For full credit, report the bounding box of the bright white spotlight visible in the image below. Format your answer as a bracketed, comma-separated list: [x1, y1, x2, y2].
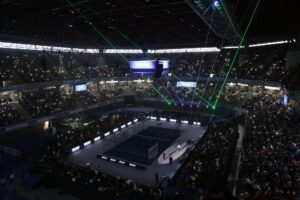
[214, 0, 220, 8]
[84, 141, 91, 147]
[129, 163, 136, 167]
[94, 136, 101, 142]
[170, 119, 176, 123]
[72, 146, 80, 152]
[119, 160, 126, 165]
[113, 128, 118, 133]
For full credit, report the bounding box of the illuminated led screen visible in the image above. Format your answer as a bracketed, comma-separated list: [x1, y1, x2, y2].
[130, 60, 169, 77]
[284, 95, 288, 105]
[176, 81, 197, 88]
[75, 84, 87, 92]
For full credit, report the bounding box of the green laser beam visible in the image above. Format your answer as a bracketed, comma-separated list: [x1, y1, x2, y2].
[141, 76, 172, 105]
[172, 74, 210, 106]
[99, 17, 141, 49]
[152, 85, 172, 105]
[68, 0, 169, 105]
[159, 78, 177, 105]
[164, 75, 184, 105]
[76, 4, 142, 49]
[67, 0, 129, 63]
[201, 24, 232, 108]
[212, 0, 261, 108]
[206, 53, 233, 107]
[190, 9, 216, 106]
[171, 74, 212, 107]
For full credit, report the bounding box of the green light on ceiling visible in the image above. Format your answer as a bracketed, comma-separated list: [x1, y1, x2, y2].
[212, 0, 261, 108]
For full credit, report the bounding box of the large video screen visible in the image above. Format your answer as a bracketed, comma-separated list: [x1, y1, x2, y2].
[75, 84, 87, 92]
[176, 81, 197, 88]
[130, 60, 169, 77]
[284, 95, 288, 105]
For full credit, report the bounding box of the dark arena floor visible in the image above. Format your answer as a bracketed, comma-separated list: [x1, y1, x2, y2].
[103, 126, 181, 165]
[69, 119, 206, 186]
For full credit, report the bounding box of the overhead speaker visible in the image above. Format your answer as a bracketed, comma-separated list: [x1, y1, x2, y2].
[153, 59, 163, 78]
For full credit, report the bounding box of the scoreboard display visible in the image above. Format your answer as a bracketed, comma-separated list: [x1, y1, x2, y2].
[176, 81, 197, 88]
[130, 60, 169, 77]
[75, 84, 87, 92]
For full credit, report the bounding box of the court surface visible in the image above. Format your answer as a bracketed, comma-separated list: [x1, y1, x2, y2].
[69, 119, 206, 186]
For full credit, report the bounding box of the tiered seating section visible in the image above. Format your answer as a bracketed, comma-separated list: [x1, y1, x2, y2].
[237, 94, 300, 199]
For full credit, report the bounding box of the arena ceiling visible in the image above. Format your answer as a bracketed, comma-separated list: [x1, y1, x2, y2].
[0, 0, 299, 48]
[227, 0, 300, 42]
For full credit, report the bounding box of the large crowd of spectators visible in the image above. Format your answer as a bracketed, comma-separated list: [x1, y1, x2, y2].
[71, 91, 102, 106]
[179, 123, 238, 198]
[237, 94, 300, 199]
[29, 109, 237, 200]
[31, 112, 241, 199]
[0, 45, 299, 199]
[1, 89, 300, 199]
[19, 83, 127, 118]
[34, 112, 166, 200]
[0, 97, 22, 127]
[0, 65, 18, 86]
[20, 87, 76, 118]
[0, 79, 258, 125]
[0, 45, 291, 87]
[0, 71, 280, 129]
[0, 81, 152, 125]
[56, 112, 133, 151]
[0, 51, 129, 86]
[156, 47, 289, 84]
[152, 78, 219, 106]
[231, 49, 288, 82]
